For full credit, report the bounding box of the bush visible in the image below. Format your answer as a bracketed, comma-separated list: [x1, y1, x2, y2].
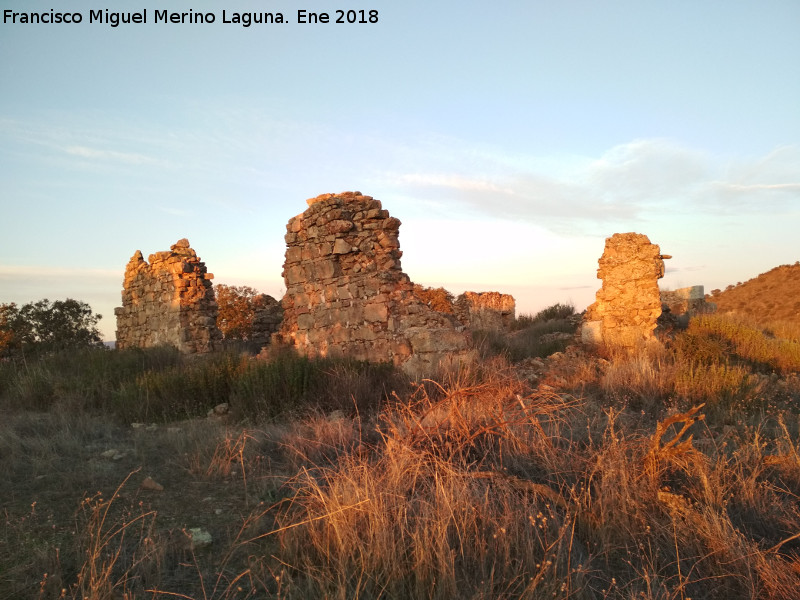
[0, 345, 407, 423]
[513, 302, 575, 330]
[412, 285, 455, 314]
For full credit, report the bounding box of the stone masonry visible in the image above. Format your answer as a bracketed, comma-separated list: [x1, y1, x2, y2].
[250, 294, 284, 347]
[455, 291, 516, 331]
[115, 238, 221, 353]
[274, 191, 473, 375]
[582, 232, 670, 349]
[660, 285, 716, 327]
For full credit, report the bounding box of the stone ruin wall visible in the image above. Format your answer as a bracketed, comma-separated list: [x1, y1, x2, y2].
[659, 285, 716, 327]
[582, 232, 668, 349]
[454, 291, 516, 331]
[273, 191, 473, 375]
[250, 295, 284, 347]
[115, 238, 221, 353]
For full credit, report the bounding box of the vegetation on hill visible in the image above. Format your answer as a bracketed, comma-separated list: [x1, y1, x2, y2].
[1, 303, 799, 599]
[709, 261, 800, 325]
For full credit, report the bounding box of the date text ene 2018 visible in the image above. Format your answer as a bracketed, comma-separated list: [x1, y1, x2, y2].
[297, 10, 379, 24]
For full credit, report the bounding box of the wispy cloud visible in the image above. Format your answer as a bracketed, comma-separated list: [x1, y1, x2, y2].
[158, 206, 191, 217]
[0, 265, 118, 279]
[64, 145, 157, 165]
[383, 139, 800, 233]
[392, 173, 513, 194]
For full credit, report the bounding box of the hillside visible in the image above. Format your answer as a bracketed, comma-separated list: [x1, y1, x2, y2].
[708, 262, 800, 324]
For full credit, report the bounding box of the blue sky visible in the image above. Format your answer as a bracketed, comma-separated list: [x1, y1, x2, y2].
[2, 0, 799, 340]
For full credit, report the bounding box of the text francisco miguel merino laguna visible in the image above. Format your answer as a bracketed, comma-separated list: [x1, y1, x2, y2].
[4, 8, 381, 27]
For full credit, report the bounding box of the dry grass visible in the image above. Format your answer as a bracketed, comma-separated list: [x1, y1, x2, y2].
[2, 311, 800, 599]
[709, 262, 800, 325]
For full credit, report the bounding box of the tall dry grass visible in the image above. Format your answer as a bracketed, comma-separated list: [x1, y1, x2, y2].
[268, 355, 800, 599]
[3, 311, 800, 599]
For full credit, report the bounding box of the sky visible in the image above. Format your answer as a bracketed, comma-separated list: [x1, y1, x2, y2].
[1, 0, 799, 341]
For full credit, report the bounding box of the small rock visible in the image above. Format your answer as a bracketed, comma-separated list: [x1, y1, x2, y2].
[188, 527, 212, 549]
[214, 508, 223, 515]
[208, 403, 230, 418]
[140, 477, 164, 492]
[101, 449, 120, 459]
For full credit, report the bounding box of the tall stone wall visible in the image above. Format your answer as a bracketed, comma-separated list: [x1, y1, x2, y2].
[115, 238, 221, 353]
[274, 191, 473, 375]
[582, 232, 669, 349]
[455, 291, 516, 331]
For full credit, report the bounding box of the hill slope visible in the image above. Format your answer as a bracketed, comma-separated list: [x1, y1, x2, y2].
[709, 262, 800, 323]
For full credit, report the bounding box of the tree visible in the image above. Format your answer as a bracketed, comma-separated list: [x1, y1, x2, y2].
[412, 285, 455, 314]
[215, 285, 273, 341]
[0, 298, 103, 358]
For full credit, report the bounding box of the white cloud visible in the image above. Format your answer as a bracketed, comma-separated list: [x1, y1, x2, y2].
[64, 145, 156, 165]
[0, 265, 118, 278]
[383, 140, 800, 233]
[391, 173, 513, 194]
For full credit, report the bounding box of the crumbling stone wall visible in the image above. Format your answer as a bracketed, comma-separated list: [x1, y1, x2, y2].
[660, 285, 716, 327]
[274, 191, 473, 375]
[250, 295, 284, 347]
[582, 232, 669, 349]
[455, 291, 516, 330]
[115, 238, 221, 353]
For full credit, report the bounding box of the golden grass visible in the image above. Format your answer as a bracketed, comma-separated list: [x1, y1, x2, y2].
[2, 313, 800, 599]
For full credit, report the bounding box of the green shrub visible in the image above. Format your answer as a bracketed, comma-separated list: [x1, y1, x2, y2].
[513, 302, 575, 330]
[0, 345, 406, 424]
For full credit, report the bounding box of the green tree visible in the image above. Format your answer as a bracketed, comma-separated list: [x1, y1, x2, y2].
[0, 298, 103, 357]
[216, 284, 271, 341]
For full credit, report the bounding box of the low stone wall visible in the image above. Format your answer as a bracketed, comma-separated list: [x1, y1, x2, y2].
[274, 191, 473, 375]
[115, 238, 221, 353]
[455, 291, 516, 330]
[582, 232, 669, 349]
[660, 285, 716, 326]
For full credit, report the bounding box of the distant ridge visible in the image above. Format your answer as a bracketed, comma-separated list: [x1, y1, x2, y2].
[708, 262, 800, 324]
